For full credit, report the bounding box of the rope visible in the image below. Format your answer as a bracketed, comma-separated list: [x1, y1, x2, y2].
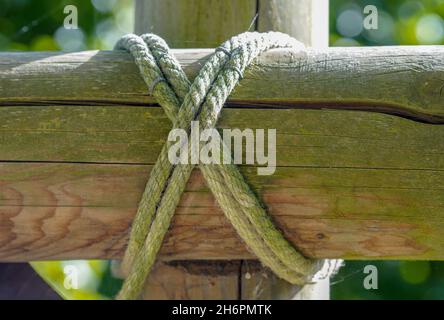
[114, 32, 324, 300]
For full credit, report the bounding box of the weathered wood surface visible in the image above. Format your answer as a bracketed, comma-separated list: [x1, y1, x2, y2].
[142, 261, 240, 299]
[134, 0, 331, 300]
[0, 47, 444, 262]
[253, 0, 331, 299]
[1, 47, 444, 122]
[134, 0, 329, 49]
[257, 0, 329, 48]
[240, 260, 329, 300]
[0, 263, 61, 300]
[0, 105, 443, 261]
[141, 260, 319, 300]
[134, 0, 257, 48]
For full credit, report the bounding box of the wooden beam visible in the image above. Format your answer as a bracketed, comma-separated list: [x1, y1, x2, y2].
[1, 47, 443, 122]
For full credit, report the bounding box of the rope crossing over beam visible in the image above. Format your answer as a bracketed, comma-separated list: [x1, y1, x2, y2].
[115, 32, 328, 300]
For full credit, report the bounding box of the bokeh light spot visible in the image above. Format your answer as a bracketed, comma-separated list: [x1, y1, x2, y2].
[399, 261, 431, 285]
[416, 14, 444, 44]
[337, 8, 364, 38]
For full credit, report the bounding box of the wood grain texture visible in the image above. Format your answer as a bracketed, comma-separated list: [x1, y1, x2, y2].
[1, 46, 444, 262]
[0, 263, 61, 300]
[142, 261, 240, 299]
[257, 0, 329, 47]
[134, 0, 257, 48]
[1, 47, 444, 122]
[240, 260, 302, 300]
[134, 0, 294, 300]
[0, 105, 443, 261]
[0, 149, 443, 261]
[134, 0, 330, 300]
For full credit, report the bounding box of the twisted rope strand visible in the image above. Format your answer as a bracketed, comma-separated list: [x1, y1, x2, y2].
[115, 32, 323, 300]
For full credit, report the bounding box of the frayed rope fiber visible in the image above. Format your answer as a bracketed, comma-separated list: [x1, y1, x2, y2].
[114, 32, 325, 300]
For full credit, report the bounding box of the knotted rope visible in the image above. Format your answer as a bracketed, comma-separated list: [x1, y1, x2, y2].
[114, 32, 325, 300]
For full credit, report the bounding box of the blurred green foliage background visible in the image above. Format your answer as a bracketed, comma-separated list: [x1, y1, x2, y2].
[1, 0, 444, 299]
[0, 0, 133, 51]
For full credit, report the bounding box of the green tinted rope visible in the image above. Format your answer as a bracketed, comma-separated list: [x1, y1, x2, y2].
[114, 32, 323, 300]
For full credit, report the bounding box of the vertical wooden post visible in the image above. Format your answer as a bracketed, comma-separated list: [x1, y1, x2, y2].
[134, 0, 258, 48]
[256, 0, 331, 300]
[134, 0, 330, 300]
[257, 0, 329, 47]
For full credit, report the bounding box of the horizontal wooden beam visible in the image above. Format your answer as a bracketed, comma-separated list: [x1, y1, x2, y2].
[0, 47, 444, 262]
[1, 46, 444, 122]
[0, 106, 443, 261]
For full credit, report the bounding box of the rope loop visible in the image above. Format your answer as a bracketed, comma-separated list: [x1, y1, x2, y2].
[114, 32, 332, 300]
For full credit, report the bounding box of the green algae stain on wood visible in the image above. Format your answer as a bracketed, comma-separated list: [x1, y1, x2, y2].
[0, 103, 443, 261]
